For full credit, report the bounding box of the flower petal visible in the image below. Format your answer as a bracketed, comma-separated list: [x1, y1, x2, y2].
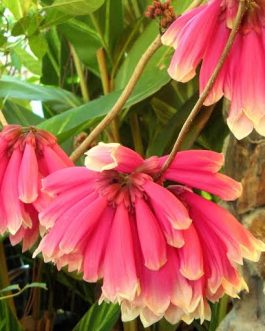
[144, 181, 191, 230]
[135, 198, 167, 270]
[18, 143, 39, 203]
[85, 142, 143, 173]
[102, 203, 138, 302]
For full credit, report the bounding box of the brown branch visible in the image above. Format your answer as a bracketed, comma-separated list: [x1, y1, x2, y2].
[158, 0, 246, 177]
[70, 34, 162, 162]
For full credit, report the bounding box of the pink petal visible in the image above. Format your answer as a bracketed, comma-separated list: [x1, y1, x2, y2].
[51, 144, 74, 167]
[159, 150, 224, 173]
[238, 32, 265, 123]
[227, 102, 254, 140]
[83, 207, 115, 282]
[200, 21, 229, 105]
[144, 181, 191, 230]
[164, 170, 242, 200]
[59, 196, 107, 254]
[42, 145, 70, 173]
[166, 0, 221, 82]
[135, 198, 167, 270]
[39, 183, 94, 228]
[42, 166, 95, 194]
[34, 192, 100, 261]
[10, 205, 39, 252]
[1, 149, 31, 234]
[183, 191, 265, 263]
[161, 5, 206, 48]
[102, 203, 138, 302]
[18, 143, 39, 203]
[85, 142, 143, 173]
[140, 248, 177, 315]
[178, 224, 204, 280]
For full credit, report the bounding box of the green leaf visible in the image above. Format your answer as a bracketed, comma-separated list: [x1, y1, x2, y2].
[46, 0, 105, 16]
[2, 0, 23, 19]
[29, 33, 48, 59]
[13, 46, 42, 75]
[147, 91, 198, 156]
[23, 282, 47, 290]
[38, 65, 170, 141]
[0, 34, 7, 47]
[59, 17, 101, 76]
[115, 22, 164, 88]
[172, 0, 191, 14]
[0, 285, 20, 294]
[73, 302, 120, 331]
[0, 76, 81, 110]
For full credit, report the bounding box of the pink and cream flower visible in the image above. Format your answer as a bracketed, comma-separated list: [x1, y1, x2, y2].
[161, 0, 265, 139]
[34, 143, 265, 326]
[0, 125, 73, 251]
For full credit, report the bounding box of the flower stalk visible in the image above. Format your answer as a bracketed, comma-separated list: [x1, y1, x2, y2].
[70, 34, 162, 162]
[159, 0, 247, 177]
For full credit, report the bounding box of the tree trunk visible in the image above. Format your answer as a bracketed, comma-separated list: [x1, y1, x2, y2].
[217, 133, 265, 331]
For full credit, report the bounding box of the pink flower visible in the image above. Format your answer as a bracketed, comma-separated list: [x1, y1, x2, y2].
[161, 0, 265, 139]
[0, 125, 73, 251]
[34, 143, 265, 326]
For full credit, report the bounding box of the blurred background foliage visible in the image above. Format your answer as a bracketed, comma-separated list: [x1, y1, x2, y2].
[0, 0, 229, 330]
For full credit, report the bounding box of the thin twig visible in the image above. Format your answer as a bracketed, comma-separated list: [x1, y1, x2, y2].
[158, 0, 246, 177]
[70, 34, 162, 161]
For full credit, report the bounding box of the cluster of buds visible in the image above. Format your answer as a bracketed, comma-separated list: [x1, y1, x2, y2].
[145, 0, 176, 30]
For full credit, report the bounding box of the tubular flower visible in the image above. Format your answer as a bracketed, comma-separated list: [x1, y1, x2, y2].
[161, 0, 265, 139]
[0, 125, 73, 251]
[34, 143, 265, 326]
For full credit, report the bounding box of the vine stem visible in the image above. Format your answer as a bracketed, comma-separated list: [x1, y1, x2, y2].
[70, 34, 162, 162]
[158, 0, 247, 177]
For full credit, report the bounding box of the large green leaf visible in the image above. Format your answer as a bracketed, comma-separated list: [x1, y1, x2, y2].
[0, 76, 81, 109]
[46, 0, 105, 16]
[73, 302, 120, 331]
[39, 20, 171, 140]
[147, 81, 198, 156]
[115, 22, 171, 89]
[59, 17, 101, 76]
[38, 66, 170, 140]
[12, 45, 42, 75]
[3, 101, 43, 126]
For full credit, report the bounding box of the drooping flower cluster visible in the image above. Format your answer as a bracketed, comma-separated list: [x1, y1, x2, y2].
[34, 142, 265, 326]
[0, 125, 73, 251]
[162, 0, 265, 139]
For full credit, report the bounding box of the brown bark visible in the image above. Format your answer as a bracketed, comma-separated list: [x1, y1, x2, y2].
[217, 133, 265, 331]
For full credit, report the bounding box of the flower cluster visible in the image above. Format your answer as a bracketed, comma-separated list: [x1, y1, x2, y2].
[34, 143, 265, 326]
[0, 125, 73, 251]
[1, 1, 264, 327]
[162, 0, 265, 139]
